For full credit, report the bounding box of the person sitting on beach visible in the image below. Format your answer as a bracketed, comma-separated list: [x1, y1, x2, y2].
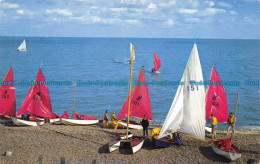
[111, 112, 118, 129]
[103, 110, 109, 128]
[227, 112, 235, 135]
[141, 115, 149, 139]
[211, 113, 217, 140]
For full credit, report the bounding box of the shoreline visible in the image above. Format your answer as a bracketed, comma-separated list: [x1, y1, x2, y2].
[0, 122, 259, 164]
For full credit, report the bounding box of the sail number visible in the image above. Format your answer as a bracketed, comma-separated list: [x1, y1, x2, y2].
[1, 94, 9, 99]
[187, 85, 199, 91]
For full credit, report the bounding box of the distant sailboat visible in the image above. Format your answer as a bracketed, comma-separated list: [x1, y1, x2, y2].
[151, 52, 161, 73]
[127, 43, 135, 63]
[17, 39, 27, 51]
[0, 66, 16, 122]
[153, 43, 206, 147]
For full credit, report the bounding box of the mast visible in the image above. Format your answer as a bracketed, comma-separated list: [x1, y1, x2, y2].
[232, 90, 239, 136]
[72, 82, 77, 118]
[126, 44, 134, 139]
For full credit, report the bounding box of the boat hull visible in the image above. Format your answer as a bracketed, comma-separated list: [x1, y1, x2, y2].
[60, 118, 99, 125]
[109, 133, 134, 152]
[205, 126, 212, 133]
[152, 136, 176, 148]
[119, 136, 144, 154]
[211, 141, 242, 161]
[118, 120, 142, 129]
[11, 117, 44, 126]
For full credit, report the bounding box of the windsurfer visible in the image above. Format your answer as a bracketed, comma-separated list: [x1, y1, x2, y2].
[211, 113, 218, 140]
[227, 112, 235, 135]
[104, 110, 109, 128]
[141, 115, 149, 138]
[111, 112, 118, 129]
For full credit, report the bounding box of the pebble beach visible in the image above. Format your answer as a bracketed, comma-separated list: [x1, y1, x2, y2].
[0, 122, 259, 164]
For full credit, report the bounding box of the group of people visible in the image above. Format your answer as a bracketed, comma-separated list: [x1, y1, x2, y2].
[103, 110, 150, 139]
[211, 112, 235, 139]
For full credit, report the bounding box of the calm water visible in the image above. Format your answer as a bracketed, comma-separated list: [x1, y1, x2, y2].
[0, 37, 259, 129]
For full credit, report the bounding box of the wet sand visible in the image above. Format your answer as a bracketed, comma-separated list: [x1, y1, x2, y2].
[0, 122, 259, 164]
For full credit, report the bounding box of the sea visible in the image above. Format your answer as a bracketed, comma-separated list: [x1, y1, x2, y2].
[0, 37, 259, 130]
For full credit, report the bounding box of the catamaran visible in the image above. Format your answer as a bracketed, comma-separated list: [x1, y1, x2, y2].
[117, 68, 152, 129]
[0, 66, 16, 123]
[152, 43, 206, 147]
[151, 52, 161, 73]
[11, 66, 59, 126]
[17, 39, 26, 51]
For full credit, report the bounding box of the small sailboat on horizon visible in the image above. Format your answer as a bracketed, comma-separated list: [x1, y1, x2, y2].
[17, 39, 27, 51]
[151, 52, 161, 73]
[127, 43, 135, 64]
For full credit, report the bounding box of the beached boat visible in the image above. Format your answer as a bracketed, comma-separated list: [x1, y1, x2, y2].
[117, 68, 152, 129]
[151, 52, 161, 73]
[17, 39, 26, 51]
[0, 66, 16, 123]
[127, 43, 135, 63]
[110, 44, 144, 154]
[109, 132, 134, 152]
[152, 43, 206, 148]
[211, 91, 242, 161]
[60, 83, 99, 125]
[12, 66, 58, 126]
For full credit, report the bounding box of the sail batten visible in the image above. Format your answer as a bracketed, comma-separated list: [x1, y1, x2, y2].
[117, 68, 152, 120]
[159, 44, 205, 139]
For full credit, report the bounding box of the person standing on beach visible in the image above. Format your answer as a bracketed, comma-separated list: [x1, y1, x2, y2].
[227, 112, 235, 135]
[211, 113, 218, 140]
[111, 112, 118, 129]
[103, 110, 109, 128]
[141, 115, 149, 139]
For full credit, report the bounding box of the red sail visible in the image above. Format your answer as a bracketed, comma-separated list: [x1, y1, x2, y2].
[73, 112, 97, 120]
[0, 66, 16, 117]
[16, 68, 53, 118]
[153, 52, 161, 71]
[117, 68, 152, 120]
[205, 66, 228, 122]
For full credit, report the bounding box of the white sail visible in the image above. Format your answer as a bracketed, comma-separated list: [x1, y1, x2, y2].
[17, 39, 26, 51]
[130, 42, 135, 61]
[158, 43, 205, 139]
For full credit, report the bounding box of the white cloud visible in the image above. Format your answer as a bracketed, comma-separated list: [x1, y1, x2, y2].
[159, 0, 176, 7]
[124, 19, 139, 24]
[1, 2, 19, 8]
[16, 10, 24, 14]
[110, 8, 127, 13]
[178, 8, 197, 14]
[218, 2, 232, 8]
[166, 19, 174, 26]
[185, 17, 201, 22]
[230, 11, 237, 15]
[147, 3, 157, 10]
[46, 9, 72, 16]
[91, 16, 101, 23]
[205, 1, 214, 7]
[204, 8, 226, 15]
[120, 0, 146, 5]
[243, 17, 257, 24]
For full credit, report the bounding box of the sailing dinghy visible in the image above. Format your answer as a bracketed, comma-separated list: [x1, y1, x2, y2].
[60, 83, 99, 125]
[17, 39, 26, 51]
[152, 43, 206, 148]
[0, 66, 16, 123]
[151, 52, 161, 73]
[205, 65, 228, 132]
[110, 44, 144, 154]
[117, 68, 152, 129]
[211, 91, 242, 161]
[109, 132, 134, 152]
[11, 67, 58, 126]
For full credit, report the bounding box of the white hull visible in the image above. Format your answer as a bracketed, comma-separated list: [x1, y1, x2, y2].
[109, 133, 134, 152]
[211, 144, 241, 161]
[205, 126, 212, 133]
[118, 121, 142, 130]
[11, 117, 44, 126]
[17, 49, 26, 51]
[132, 138, 144, 153]
[60, 118, 98, 125]
[38, 118, 60, 123]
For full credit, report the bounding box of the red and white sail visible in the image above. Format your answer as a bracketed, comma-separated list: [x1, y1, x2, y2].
[153, 52, 161, 72]
[205, 65, 228, 122]
[16, 68, 53, 118]
[117, 68, 152, 120]
[0, 66, 16, 117]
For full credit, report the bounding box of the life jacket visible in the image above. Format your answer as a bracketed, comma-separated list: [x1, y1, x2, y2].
[151, 128, 161, 138]
[111, 113, 117, 122]
[228, 115, 235, 124]
[211, 116, 217, 125]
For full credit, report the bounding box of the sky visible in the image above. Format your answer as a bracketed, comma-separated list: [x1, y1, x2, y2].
[0, 0, 259, 39]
